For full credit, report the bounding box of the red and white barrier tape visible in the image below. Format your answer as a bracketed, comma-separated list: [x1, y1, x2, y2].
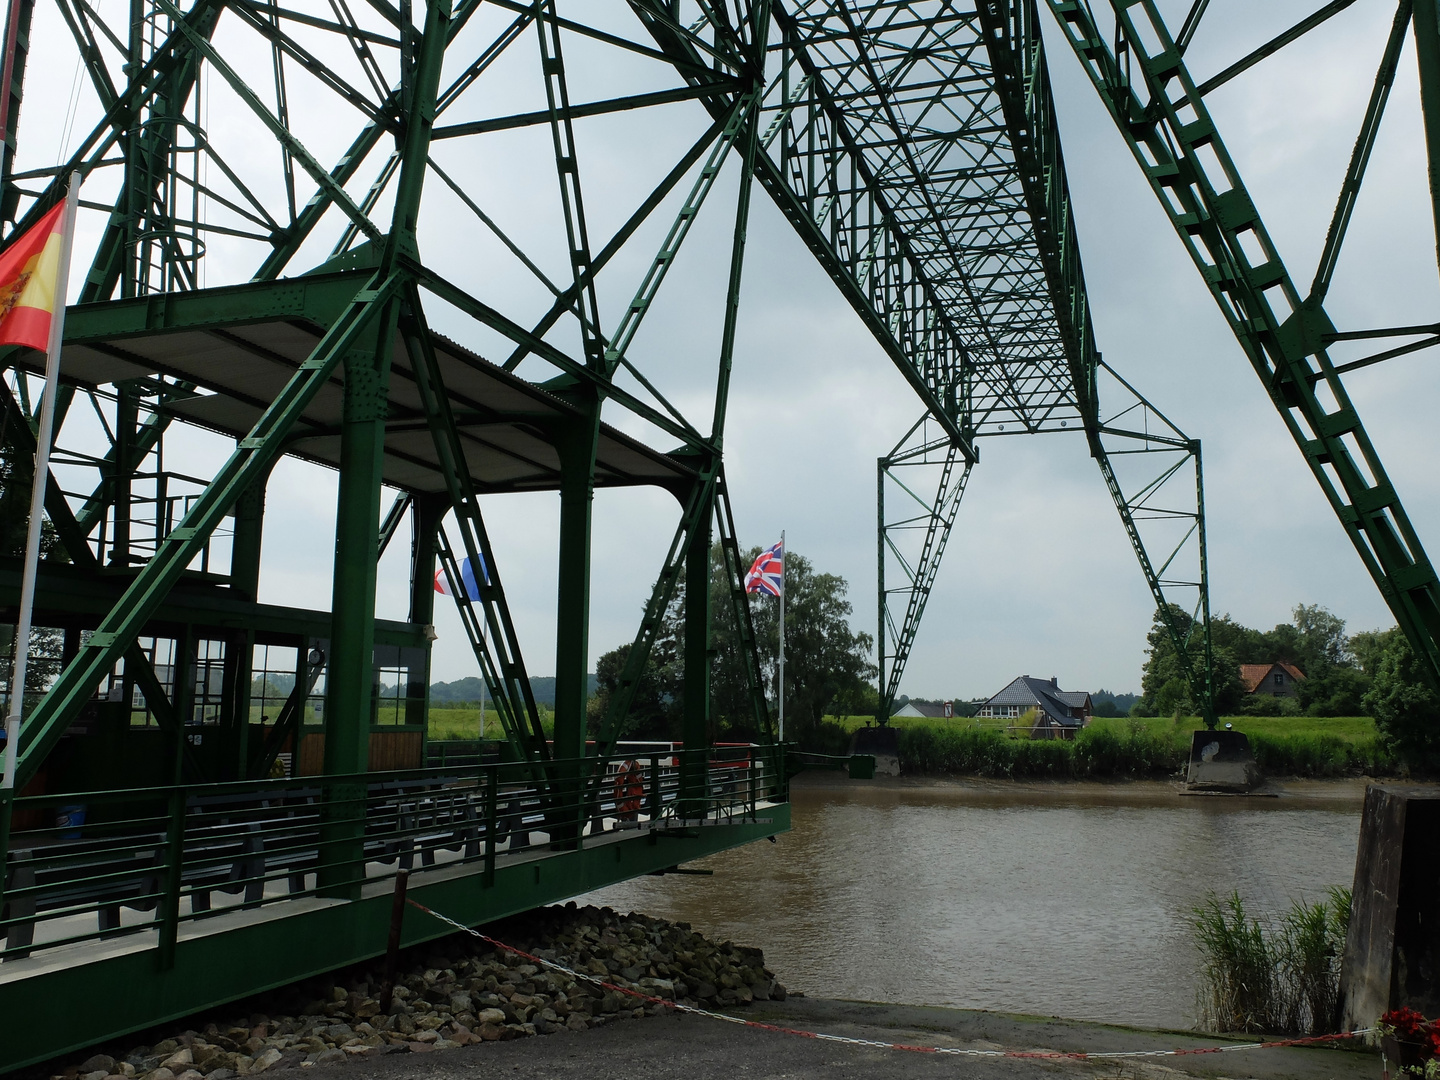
[405, 899, 1371, 1061]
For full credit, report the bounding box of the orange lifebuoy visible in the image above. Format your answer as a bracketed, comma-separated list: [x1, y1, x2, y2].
[614, 759, 644, 820]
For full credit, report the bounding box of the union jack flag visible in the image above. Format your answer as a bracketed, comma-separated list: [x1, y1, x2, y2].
[744, 541, 783, 598]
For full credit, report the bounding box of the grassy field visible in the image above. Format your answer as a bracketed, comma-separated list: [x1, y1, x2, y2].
[428, 705, 558, 740]
[428, 705, 499, 741]
[825, 713, 1392, 779]
[425, 703, 1393, 777]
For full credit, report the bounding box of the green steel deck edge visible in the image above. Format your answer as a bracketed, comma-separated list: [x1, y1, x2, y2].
[0, 806, 788, 1075]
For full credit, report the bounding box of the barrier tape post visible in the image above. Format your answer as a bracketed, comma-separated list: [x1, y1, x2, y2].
[378, 869, 409, 1014]
[403, 898, 1372, 1061]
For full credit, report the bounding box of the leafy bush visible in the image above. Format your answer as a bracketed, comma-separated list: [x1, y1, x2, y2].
[797, 720, 852, 755]
[1192, 888, 1350, 1035]
[1249, 732, 1393, 777]
[1363, 634, 1440, 772]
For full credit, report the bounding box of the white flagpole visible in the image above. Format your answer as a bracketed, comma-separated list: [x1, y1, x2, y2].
[778, 531, 785, 743]
[3, 177, 81, 791]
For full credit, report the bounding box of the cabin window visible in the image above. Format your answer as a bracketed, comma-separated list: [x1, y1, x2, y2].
[1273, 671, 1284, 686]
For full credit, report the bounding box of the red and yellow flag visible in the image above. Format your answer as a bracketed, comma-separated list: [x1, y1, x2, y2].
[0, 200, 69, 352]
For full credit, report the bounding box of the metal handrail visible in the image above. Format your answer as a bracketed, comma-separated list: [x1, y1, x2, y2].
[0, 744, 784, 963]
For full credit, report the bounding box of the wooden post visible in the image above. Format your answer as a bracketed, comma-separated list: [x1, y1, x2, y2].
[1339, 784, 1440, 1032]
[378, 869, 409, 1013]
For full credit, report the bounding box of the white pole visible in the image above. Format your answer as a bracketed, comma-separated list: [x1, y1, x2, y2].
[3, 178, 81, 791]
[778, 530, 785, 743]
[479, 623, 487, 740]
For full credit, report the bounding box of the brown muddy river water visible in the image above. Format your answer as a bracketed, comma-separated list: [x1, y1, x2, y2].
[580, 775, 1369, 1030]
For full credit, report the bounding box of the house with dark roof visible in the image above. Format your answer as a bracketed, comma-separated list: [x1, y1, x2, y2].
[1240, 662, 1305, 699]
[892, 701, 953, 719]
[977, 675, 1093, 740]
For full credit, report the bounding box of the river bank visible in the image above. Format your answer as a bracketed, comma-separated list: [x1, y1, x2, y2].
[885, 718, 1396, 779]
[793, 771, 1376, 802]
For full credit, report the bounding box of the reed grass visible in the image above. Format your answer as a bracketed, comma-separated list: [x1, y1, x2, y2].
[879, 716, 1394, 778]
[891, 719, 1188, 778]
[1192, 888, 1350, 1036]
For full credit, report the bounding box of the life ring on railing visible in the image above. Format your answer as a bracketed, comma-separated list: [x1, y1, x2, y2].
[614, 759, 644, 821]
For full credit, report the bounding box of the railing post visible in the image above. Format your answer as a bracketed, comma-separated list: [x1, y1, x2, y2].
[158, 784, 185, 969]
[0, 790, 12, 925]
[648, 754, 660, 824]
[749, 748, 757, 818]
[483, 765, 497, 887]
[319, 777, 368, 900]
[575, 758, 586, 851]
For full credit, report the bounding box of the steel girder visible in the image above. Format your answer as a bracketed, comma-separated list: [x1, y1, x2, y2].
[876, 416, 971, 716]
[0, 0, 794, 791]
[747, 0, 1214, 720]
[1044, 0, 1440, 690]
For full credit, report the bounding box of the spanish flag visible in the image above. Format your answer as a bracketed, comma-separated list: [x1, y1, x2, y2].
[0, 198, 70, 352]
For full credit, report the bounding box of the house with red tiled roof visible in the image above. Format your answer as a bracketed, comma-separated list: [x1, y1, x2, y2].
[1240, 662, 1305, 699]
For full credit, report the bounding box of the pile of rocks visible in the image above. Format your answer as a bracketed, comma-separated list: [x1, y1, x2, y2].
[48, 904, 786, 1080]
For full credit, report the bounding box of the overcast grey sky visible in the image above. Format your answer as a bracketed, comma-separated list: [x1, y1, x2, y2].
[19, 1, 1440, 701]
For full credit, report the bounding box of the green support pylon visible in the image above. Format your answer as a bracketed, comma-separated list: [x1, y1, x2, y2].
[1043, 0, 1440, 690]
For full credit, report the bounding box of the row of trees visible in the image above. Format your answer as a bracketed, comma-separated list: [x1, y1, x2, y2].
[1140, 603, 1439, 767]
[587, 545, 876, 744]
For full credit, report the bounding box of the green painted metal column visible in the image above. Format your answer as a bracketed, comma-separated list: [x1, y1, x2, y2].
[230, 477, 266, 602]
[552, 386, 600, 841]
[681, 491, 711, 815]
[322, 341, 393, 778]
[407, 496, 442, 729]
[109, 385, 137, 565]
[552, 388, 599, 758]
[318, 332, 395, 895]
[170, 627, 195, 785]
[223, 475, 266, 777]
[409, 497, 440, 629]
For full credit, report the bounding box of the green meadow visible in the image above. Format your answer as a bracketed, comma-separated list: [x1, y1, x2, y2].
[426, 702, 1392, 778]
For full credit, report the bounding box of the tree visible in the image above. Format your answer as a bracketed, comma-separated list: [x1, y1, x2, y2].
[586, 637, 681, 740]
[1139, 604, 1243, 716]
[590, 544, 876, 746]
[727, 547, 876, 742]
[1171, 604, 1373, 718]
[1362, 632, 1440, 771]
[1349, 627, 1399, 677]
[1292, 604, 1351, 670]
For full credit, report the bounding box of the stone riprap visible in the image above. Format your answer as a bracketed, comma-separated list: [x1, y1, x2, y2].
[43, 905, 785, 1080]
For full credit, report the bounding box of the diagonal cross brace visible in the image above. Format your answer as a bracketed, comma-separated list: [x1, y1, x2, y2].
[397, 293, 549, 763]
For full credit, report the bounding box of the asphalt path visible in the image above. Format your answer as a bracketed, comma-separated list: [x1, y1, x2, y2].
[299, 996, 1379, 1080]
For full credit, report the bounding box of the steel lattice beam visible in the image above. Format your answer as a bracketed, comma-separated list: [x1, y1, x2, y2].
[1042, 0, 1440, 691]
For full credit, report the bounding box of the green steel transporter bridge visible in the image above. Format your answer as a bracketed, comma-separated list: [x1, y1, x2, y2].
[2, 0, 1439, 1069]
